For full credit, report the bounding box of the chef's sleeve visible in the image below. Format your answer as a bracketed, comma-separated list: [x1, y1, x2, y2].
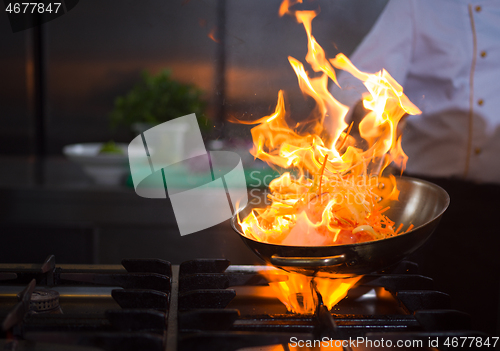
[331, 0, 414, 108]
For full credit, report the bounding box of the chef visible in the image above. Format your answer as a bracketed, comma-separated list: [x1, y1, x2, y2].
[331, 0, 500, 335]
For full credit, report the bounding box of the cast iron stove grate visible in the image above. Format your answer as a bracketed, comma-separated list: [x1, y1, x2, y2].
[0, 255, 492, 351]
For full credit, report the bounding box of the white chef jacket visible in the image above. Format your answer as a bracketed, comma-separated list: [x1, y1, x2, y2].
[331, 0, 500, 184]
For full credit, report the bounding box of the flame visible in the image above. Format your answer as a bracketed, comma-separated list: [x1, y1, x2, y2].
[262, 269, 361, 314]
[295, 11, 339, 87]
[235, 3, 421, 248]
[246, 339, 345, 351]
[254, 345, 343, 351]
[208, 26, 219, 43]
[234, 1, 420, 321]
[278, 0, 302, 17]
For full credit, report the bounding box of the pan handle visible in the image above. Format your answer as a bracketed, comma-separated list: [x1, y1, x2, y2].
[270, 254, 346, 267]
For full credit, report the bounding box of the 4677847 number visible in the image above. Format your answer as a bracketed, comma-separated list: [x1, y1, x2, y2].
[443, 336, 499, 348]
[5, 3, 62, 14]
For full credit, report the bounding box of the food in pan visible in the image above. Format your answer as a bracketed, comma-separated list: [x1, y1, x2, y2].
[240, 173, 415, 246]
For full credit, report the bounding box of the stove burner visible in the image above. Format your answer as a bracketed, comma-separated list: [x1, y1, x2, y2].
[29, 288, 61, 313]
[0, 256, 491, 351]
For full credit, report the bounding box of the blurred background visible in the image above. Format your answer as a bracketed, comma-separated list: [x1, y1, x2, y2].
[0, 0, 388, 264]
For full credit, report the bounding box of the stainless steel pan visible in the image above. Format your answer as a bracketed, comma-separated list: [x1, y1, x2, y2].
[231, 177, 449, 277]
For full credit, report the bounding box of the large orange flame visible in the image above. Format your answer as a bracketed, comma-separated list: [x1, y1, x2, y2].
[235, 1, 421, 316]
[237, 5, 420, 247]
[262, 269, 362, 314]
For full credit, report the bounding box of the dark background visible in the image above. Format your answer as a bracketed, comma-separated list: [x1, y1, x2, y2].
[0, 0, 388, 264]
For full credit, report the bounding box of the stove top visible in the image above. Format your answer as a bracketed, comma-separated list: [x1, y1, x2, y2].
[0, 256, 493, 350]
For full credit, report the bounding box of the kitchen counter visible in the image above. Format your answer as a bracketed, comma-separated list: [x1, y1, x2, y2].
[0, 156, 262, 266]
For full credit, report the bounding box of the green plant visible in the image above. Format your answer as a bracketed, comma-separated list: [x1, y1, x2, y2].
[110, 70, 210, 131]
[99, 140, 123, 154]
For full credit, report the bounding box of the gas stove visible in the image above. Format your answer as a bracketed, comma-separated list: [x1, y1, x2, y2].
[0, 256, 492, 350]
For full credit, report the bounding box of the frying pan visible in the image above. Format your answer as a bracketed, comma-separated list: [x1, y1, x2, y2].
[231, 177, 449, 277]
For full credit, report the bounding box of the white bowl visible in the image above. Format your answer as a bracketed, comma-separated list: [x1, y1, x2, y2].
[63, 143, 130, 186]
